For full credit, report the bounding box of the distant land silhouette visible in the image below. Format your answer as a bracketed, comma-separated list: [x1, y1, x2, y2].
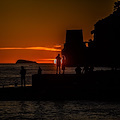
[16, 59, 37, 64]
[62, 1, 120, 68]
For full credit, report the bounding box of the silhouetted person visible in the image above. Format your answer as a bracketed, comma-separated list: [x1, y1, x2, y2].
[38, 67, 42, 75]
[56, 54, 61, 74]
[62, 55, 65, 74]
[83, 65, 89, 74]
[14, 80, 18, 87]
[20, 66, 26, 87]
[75, 66, 82, 74]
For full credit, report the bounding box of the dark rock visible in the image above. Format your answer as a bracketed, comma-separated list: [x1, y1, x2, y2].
[16, 59, 37, 64]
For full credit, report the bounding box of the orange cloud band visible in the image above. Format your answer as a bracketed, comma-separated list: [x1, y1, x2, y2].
[54, 45, 62, 48]
[0, 47, 61, 52]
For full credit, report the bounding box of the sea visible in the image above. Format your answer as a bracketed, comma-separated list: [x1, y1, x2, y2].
[0, 63, 120, 120]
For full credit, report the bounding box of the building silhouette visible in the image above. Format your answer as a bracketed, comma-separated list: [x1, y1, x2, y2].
[62, 30, 86, 66]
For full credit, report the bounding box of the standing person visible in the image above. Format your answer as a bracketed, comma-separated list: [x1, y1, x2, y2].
[75, 65, 82, 74]
[89, 65, 94, 73]
[20, 66, 26, 87]
[56, 54, 61, 74]
[83, 65, 89, 74]
[38, 66, 42, 75]
[62, 55, 65, 74]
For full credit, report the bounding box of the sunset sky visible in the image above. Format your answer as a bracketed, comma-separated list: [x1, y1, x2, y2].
[0, 0, 116, 63]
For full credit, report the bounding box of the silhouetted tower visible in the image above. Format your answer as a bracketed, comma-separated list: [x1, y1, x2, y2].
[62, 30, 86, 66]
[66, 30, 84, 46]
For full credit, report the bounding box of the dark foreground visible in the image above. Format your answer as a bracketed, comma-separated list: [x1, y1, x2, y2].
[0, 70, 120, 101]
[0, 86, 120, 101]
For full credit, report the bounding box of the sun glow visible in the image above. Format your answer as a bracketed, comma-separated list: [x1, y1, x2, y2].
[54, 59, 63, 64]
[37, 59, 55, 63]
[54, 59, 57, 64]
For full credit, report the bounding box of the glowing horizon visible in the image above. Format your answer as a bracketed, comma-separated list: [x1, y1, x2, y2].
[37, 59, 55, 63]
[0, 59, 56, 64]
[0, 46, 61, 63]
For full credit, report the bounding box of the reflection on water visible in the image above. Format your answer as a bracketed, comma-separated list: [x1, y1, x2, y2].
[0, 101, 120, 120]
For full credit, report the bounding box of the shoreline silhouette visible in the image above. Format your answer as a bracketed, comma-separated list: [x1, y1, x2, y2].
[0, 69, 120, 101]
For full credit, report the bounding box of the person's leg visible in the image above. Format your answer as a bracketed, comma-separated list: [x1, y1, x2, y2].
[21, 77, 23, 87]
[59, 66, 61, 74]
[24, 76, 25, 87]
[56, 66, 58, 74]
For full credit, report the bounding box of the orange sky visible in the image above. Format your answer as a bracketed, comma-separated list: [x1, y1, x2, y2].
[0, 0, 116, 63]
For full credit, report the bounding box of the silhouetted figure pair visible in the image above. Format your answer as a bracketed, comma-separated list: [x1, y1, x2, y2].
[38, 67, 42, 75]
[56, 54, 61, 74]
[20, 66, 26, 87]
[75, 66, 82, 74]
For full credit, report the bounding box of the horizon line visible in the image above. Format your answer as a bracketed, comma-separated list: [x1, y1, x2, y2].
[0, 58, 56, 64]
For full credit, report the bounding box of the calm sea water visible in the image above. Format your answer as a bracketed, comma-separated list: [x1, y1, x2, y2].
[0, 63, 111, 87]
[0, 63, 119, 120]
[0, 63, 77, 87]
